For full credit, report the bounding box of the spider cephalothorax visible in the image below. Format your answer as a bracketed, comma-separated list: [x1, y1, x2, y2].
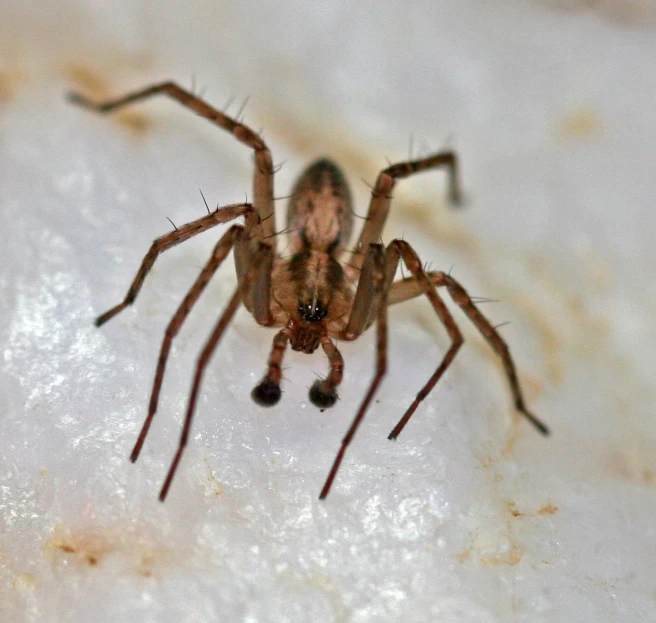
[71, 81, 549, 502]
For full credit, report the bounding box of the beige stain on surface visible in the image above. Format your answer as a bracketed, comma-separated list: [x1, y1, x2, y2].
[456, 534, 526, 567]
[603, 446, 656, 486]
[537, 0, 652, 25]
[0, 546, 34, 595]
[43, 524, 177, 578]
[0, 69, 27, 103]
[556, 106, 601, 141]
[505, 499, 560, 518]
[204, 457, 225, 497]
[479, 540, 525, 566]
[457, 499, 559, 566]
[12, 572, 36, 590]
[538, 502, 559, 515]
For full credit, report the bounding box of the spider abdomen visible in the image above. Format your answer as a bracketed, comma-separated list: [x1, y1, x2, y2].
[287, 158, 353, 256]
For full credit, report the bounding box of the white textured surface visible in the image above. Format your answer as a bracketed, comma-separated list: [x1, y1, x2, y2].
[1, 1, 655, 622]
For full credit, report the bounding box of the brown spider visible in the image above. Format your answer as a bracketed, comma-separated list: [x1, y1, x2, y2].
[69, 82, 549, 502]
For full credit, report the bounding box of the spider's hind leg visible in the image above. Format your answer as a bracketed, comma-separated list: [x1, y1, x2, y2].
[387, 271, 549, 436]
[383, 241, 464, 441]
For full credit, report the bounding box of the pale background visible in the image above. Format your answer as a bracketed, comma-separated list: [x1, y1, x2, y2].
[1, 1, 655, 622]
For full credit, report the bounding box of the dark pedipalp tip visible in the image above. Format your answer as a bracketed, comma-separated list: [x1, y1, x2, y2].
[309, 380, 338, 409]
[251, 378, 281, 407]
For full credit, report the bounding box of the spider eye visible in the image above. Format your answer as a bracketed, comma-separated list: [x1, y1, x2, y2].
[298, 301, 327, 322]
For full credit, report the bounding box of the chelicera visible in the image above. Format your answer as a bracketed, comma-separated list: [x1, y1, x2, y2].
[69, 82, 549, 501]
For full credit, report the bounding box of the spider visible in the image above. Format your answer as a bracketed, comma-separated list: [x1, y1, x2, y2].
[69, 82, 549, 502]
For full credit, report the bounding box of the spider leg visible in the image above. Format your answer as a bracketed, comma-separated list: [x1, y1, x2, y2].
[341, 243, 389, 340]
[388, 272, 549, 436]
[131, 223, 252, 463]
[321, 243, 386, 499]
[247, 236, 274, 326]
[159, 241, 274, 501]
[383, 240, 464, 441]
[68, 82, 276, 241]
[95, 203, 255, 326]
[346, 151, 461, 279]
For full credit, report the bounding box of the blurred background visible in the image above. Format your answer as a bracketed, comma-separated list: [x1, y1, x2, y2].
[1, 1, 655, 622]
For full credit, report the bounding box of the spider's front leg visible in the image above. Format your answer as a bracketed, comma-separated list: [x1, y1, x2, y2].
[68, 82, 276, 241]
[95, 203, 254, 326]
